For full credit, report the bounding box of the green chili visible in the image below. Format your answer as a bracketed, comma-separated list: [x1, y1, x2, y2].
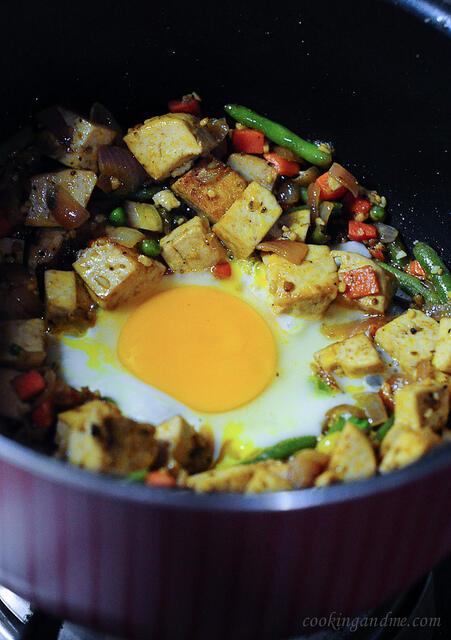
[224, 104, 332, 167]
[327, 415, 371, 436]
[241, 435, 317, 465]
[413, 242, 451, 304]
[374, 415, 395, 442]
[378, 261, 440, 305]
[386, 238, 409, 269]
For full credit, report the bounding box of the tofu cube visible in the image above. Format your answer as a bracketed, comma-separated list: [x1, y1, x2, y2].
[44, 269, 93, 324]
[56, 400, 158, 474]
[227, 152, 278, 191]
[331, 250, 397, 313]
[328, 422, 377, 480]
[314, 332, 384, 378]
[0, 319, 46, 370]
[123, 113, 216, 181]
[380, 426, 439, 472]
[393, 380, 449, 432]
[41, 108, 116, 171]
[374, 309, 439, 371]
[262, 245, 338, 315]
[152, 189, 180, 211]
[28, 229, 67, 268]
[213, 182, 282, 259]
[156, 415, 213, 473]
[160, 216, 226, 273]
[185, 460, 289, 493]
[73, 237, 165, 309]
[172, 156, 247, 223]
[277, 208, 311, 242]
[432, 318, 451, 374]
[26, 169, 97, 227]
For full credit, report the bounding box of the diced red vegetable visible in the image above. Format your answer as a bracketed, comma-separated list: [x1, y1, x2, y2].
[349, 196, 372, 220]
[32, 398, 54, 430]
[315, 171, 347, 201]
[0, 216, 12, 238]
[232, 128, 264, 154]
[348, 220, 377, 242]
[370, 248, 385, 261]
[168, 94, 201, 116]
[11, 370, 46, 401]
[342, 265, 381, 299]
[406, 260, 427, 279]
[212, 262, 232, 279]
[146, 471, 177, 488]
[263, 153, 300, 177]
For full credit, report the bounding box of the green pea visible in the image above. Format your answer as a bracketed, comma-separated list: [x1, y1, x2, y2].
[8, 343, 23, 356]
[369, 205, 386, 222]
[109, 206, 126, 226]
[140, 239, 161, 258]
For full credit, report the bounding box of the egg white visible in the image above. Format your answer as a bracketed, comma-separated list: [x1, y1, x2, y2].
[49, 260, 372, 458]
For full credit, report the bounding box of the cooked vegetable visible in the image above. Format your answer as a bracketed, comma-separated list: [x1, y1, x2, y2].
[232, 128, 265, 154]
[386, 238, 409, 268]
[168, 93, 201, 116]
[257, 240, 308, 265]
[273, 178, 302, 209]
[98, 145, 147, 193]
[413, 242, 451, 304]
[242, 435, 317, 464]
[32, 398, 54, 430]
[348, 220, 377, 242]
[109, 206, 126, 226]
[127, 469, 148, 482]
[146, 471, 177, 487]
[374, 223, 398, 244]
[407, 260, 426, 279]
[328, 163, 359, 198]
[47, 186, 90, 230]
[293, 166, 321, 187]
[377, 262, 440, 305]
[307, 181, 321, 219]
[374, 414, 394, 442]
[106, 226, 145, 249]
[212, 262, 232, 279]
[315, 170, 346, 201]
[263, 152, 300, 177]
[224, 104, 332, 167]
[369, 205, 386, 222]
[124, 201, 163, 232]
[310, 226, 331, 245]
[348, 196, 371, 220]
[341, 265, 381, 299]
[12, 369, 46, 401]
[327, 415, 371, 435]
[140, 239, 161, 258]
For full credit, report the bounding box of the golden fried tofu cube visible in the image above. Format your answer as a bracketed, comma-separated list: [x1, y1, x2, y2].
[44, 269, 92, 323]
[160, 216, 226, 273]
[314, 333, 384, 378]
[185, 460, 289, 493]
[374, 309, 439, 372]
[41, 108, 116, 171]
[287, 449, 330, 488]
[432, 318, 451, 374]
[172, 156, 247, 223]
[262, 245, 338, 315]
[379, 426, 439, 473]
[328, 422, 377, 480]
[331, 250, 397, 314]
[227, 152, 278, 191]
[156, 415, 213, 473]
[213, 181, 282, 258]
[28, 229, 67, 268]
[277, 209, 311, 242]
[26, 169, 97, 227]
[123, 113, 216, 181]
[56, 400, 158, 474]
[0, 319, 46, 370]
[73, 237, 165, 309]
[152, 189, 180, 211]
[393, 380, 449, 432]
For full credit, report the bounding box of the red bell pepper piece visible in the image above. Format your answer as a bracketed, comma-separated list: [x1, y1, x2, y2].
[11, 370, 46, 401]
[0, 216, 12, 238]
[348, 220, 377, 242]
[263, 153, 300, 177]
[212, 262, 232, 279]
[315, 171, 347, 201]
[406, 260, 427, 279]
[32, 398, 54, 429]
[370, 248, 385, 261]
[146, 471, 177, 488]
[342, 265, 381, 299]
[349, 196, 372, 219]
[232, 128, 265, 154]
[168, 94, 201, 116]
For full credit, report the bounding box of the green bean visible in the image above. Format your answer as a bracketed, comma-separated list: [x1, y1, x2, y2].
[0, 125, 34, 166]
[130, 185, 162, 202]
[241, 435, 317, 465]
[413, 242, 451, 304]
[386, 238, 409, 269]
[327, 415, 371, 435]
[369, 205, 386, 222]
[126, 469, 147, 482]
[377, 262, 440, 305]
[224, 104, 332, 167]
[109, 206, 126, 226]
[374, 415, 394, 442]
[140, 239, 161, 258]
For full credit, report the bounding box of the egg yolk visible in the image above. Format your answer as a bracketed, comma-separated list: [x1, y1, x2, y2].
[117, 285, 277, 413]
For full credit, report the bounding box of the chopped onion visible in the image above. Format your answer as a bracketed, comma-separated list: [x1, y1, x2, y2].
[46, 186, 90, 230]
[329, 163, 359, 197]
[37, 106, 72, 149]
[105, 225, 145, 248]
[307, 181, 320, 219]
[204, 118, 229, 144]
[355, 392, 388, 426]
[98, 146, 147, 192]
[257, 240, 308, 265]
[319, 201, 335, 224]
[332, 241, 371, 257]
[374, 223, 398, 244]
[323, 404, 365, 432]
[274, 177, 301, 210]
[293, 166, 320, 186]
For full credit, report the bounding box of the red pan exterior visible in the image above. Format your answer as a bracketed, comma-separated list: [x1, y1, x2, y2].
[0, 437, 450, 639]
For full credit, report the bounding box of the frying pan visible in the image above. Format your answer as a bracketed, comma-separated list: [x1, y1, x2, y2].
[0, 1, 450, 638]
